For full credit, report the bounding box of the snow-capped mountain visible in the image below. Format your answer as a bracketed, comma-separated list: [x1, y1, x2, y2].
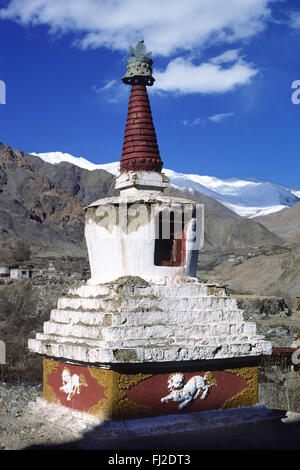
[289, 185, 300, 199]
[162, 170, 299, 218]
[31, 151, 300, 218]
[30, 152, 120, 176]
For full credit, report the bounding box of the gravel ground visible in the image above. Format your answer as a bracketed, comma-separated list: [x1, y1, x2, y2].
[1, 381, 300, 452]
[0, 382, 42, 417]
[0, 382, 82, 450]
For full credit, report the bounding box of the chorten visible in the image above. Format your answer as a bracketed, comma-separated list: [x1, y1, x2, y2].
[28, 40, 272, 420]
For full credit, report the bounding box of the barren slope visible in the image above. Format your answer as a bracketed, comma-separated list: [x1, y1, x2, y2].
[0, 143, 87, 258]
[197, 242, 300, 309]
[254, 201, 300, 241]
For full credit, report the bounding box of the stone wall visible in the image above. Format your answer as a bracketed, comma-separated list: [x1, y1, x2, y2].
[234, 295, 291, 319]
[233, 295, 300, 348]
[259, 348, 300, 413]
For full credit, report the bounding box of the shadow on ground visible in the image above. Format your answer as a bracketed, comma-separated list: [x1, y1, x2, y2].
[22, 411, 300, 451]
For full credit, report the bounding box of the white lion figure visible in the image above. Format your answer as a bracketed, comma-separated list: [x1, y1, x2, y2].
[161, 372, 217, 409]
[60, 368, 81, 401]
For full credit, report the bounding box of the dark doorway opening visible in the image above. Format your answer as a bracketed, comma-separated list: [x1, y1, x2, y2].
[154, 210, 185, 266]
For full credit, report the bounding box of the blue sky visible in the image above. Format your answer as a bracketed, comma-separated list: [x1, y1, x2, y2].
[0, 0, 300, 186]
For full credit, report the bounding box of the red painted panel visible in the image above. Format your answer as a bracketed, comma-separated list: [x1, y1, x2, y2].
[125, 371, 249, 414]
[46, 362, 106, 413]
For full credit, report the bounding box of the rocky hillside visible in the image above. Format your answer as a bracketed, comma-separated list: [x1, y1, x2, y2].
[22, 151, 117, 206]
[0, 143, 87, 259]
[198, 242, 300, 309]
[254, 201, 300, 241]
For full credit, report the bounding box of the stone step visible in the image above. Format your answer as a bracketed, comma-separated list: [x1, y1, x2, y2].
[99, 323, 257, 341]
[35, 329, 266, 347]
[35, 332, 99, 347]
[68, 283, 227, 299]
[43, 321, 103, 340]
[28, 337, 114, 363]
[41, 320, 258, 344]
[57, 295, 238, 312]
[50, 308, 246, 326]
[50, 309, 112, 326]
[35, 332, 174, 348]
[88, 335, 261, 349]
[28, 336, 272, 364]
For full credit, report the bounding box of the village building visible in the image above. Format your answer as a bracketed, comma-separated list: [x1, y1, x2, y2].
[0, 264, 34, 280]
[28, 40, 273, 420]
[0, 266, 10, 277]
[9, 264, 33, 280]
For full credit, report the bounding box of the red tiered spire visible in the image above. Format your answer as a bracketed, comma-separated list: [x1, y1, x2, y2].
[120, 83, 163, 173]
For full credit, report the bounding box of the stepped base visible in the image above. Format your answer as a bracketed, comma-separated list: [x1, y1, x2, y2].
[28, 277, 272, 364]
[29, 276, 273, 419]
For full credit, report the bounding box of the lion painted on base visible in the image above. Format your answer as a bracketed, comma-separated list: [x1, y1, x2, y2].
[160, 372, 217, 409]
[60, 368, 81, 401]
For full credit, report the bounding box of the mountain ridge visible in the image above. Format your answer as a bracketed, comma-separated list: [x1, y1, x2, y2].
[31, 151, 299, 218]
[0, 143, 283, 262]
[254, 200, 300, 242]
[0, 143, 87, 259]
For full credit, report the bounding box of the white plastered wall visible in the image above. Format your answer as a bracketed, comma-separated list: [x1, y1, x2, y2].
[85, 198, 202, 285]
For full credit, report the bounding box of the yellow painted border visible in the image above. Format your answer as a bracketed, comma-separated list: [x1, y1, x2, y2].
[87, 367, 154, 419]
[43, 358, 60, 404]
[221, 367, 258, 409]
